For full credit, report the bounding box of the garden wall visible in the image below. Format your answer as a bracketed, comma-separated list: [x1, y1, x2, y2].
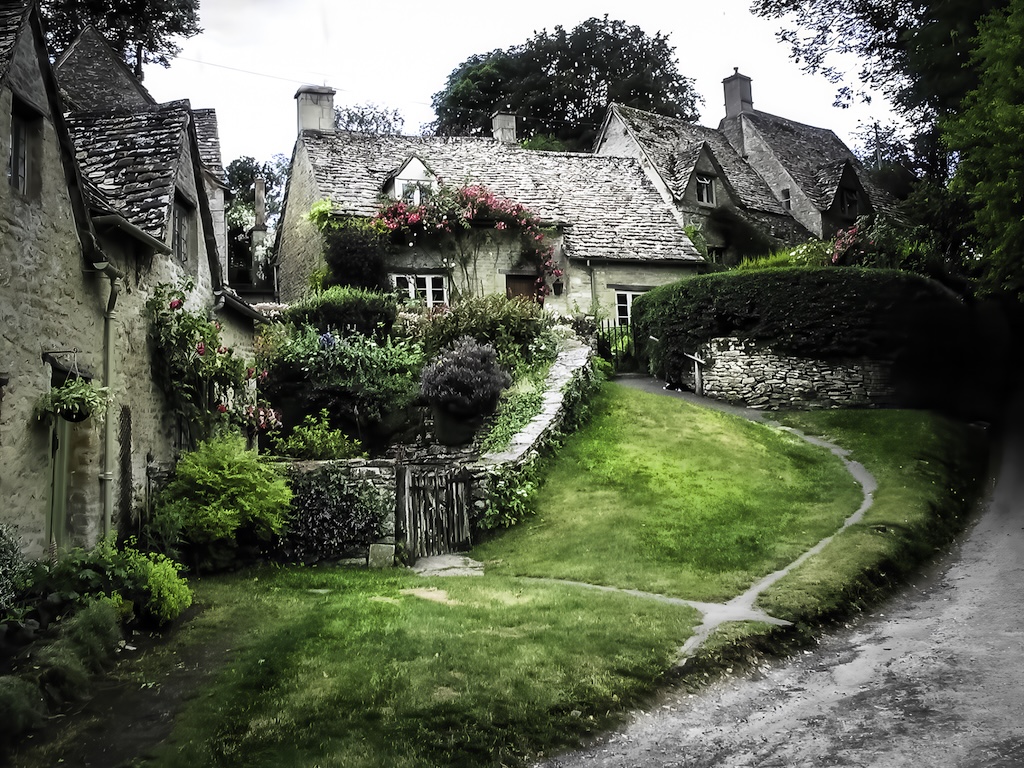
[695, 336, 895, 410]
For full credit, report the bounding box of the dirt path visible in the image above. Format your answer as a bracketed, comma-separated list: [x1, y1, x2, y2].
[538, 398, 1024, 768]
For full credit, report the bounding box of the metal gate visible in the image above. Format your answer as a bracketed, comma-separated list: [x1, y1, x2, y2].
[396, 464, 471, 561]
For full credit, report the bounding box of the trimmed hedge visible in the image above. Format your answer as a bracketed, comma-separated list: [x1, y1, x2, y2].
[632, 267, 971, 404]
[282, 285, 398, 337]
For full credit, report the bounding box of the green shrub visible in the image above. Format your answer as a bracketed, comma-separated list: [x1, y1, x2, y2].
[421, 337, 511, 417]
[734, 240, 832, 271]
[0, 676, 45, 747]
[282, 285, 397, 336]
[419, 294, 550, 371]
[58, 597, 122, 672]
[260, 325, 423, 431]
[480, 377, 546, 454]
[121, 549, 193, 625]
[0, 523, 28, 618]
[280, 464, 390, 563]
[274, 409, 365, 460]
[151, 434, 292, 569]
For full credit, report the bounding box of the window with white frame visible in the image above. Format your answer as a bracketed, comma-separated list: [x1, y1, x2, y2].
[400, 180, 433, 206]
[391, 273, 448, 307]
[695, 174, 715, 206]
[615, 291, 645, 326]
[781, 188, 792, 210]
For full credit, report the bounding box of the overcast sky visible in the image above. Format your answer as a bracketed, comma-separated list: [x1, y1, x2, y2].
[140, 0, 894, 166]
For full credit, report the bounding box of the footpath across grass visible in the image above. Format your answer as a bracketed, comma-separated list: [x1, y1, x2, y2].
[473, 384, 863, 601]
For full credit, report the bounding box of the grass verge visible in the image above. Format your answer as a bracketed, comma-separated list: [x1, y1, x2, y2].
[473, 383, 862, 601]
[141, 568, 699, 768]
[754, 409, 990, 623]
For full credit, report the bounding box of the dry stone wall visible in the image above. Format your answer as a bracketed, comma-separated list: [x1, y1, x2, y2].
[699, 336, 895, 410]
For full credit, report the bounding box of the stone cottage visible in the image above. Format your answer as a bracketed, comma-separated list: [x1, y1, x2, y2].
[0, 4, 261, 559]
[275, 86, 706, 324]
[594, 71, 897, 258]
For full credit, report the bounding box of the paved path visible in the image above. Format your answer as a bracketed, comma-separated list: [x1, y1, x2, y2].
[538, 385, 1024, 768]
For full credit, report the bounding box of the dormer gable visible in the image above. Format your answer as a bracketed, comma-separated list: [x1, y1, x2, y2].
[824, 160, 872, 221]
[683, 143, 740, 210]
[383, 155, 438, 206]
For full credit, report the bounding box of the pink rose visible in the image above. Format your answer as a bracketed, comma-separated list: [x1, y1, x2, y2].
[169, 298, 183, 310]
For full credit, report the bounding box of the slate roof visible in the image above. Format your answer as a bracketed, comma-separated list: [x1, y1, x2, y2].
[723, 110, 897, 218]
[0, 0, 28, 82]
[300, 131, 703, 263]
[66, 101, 190, 238]
[192, 108, 227, 183]
[608, 104, 789, 217]
[53, 26, 154, 112]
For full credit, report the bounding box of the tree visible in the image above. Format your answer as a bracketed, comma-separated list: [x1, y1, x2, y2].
[40, 0, 201, 79]
[335, 103, 405, 135]
[430, 16, 700, 151]
[225, 155, 288, 229]
[944, 0, 1024, 298]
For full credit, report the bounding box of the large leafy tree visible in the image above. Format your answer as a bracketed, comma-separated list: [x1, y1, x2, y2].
[430, 16, 700, 151]
[943, 0, 1024, 298]
[225, 155, 288, 230]
[40, 0, 201, 78]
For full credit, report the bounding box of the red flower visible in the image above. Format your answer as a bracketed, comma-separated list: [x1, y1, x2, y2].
[169, 298, 183, 310]
[217, 346, 228, 354]
[217, 403, 227, 413]
[196, 341, 206, 356]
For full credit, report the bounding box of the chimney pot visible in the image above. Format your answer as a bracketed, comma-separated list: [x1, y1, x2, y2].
[295, 85, 337, 133]
[723, 70, 753, 119]
[491, 111, 517, 144]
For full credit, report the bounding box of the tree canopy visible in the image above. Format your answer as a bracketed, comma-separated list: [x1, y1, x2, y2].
[430, 16, 700, 151]
[335, 103, 405, 135]
[40, 0, 201, 78]
[225, 155, 288, 230]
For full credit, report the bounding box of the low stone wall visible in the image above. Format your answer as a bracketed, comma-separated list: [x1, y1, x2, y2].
[699, 337, 895, 410]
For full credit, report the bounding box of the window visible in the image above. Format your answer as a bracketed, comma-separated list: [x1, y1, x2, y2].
[706, 246, 726, 264]
[781, 188, 792, 211]
[615, 291, 645, 326]
[391, 273, 447, 307]
[8, 99, 41, 196]
[695, 174, 715, 206]
[400, 181, 433, 206]
[838, 186, 859, 219]
[172, 197, 193, 264]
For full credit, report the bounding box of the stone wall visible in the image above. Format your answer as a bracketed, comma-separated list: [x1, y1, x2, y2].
[698, 336, 895, 410]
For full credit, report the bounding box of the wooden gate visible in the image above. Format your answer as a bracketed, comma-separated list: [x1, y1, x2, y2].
[396, 464, 471, 561]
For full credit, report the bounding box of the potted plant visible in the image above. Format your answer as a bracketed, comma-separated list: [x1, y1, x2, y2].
[34, 378, 111, 422]
[420, 337, 511, 445]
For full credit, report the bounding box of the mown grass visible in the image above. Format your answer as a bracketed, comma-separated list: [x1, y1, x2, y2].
[141, 568, 698, 768]
[472, 384, 862, 601]
[755, 409, 989, 622]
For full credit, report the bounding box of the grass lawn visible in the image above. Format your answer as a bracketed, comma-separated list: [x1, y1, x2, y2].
[473, 383, 863, 601]
[15, 384, 986, 768]
[139, 568, 698, 768]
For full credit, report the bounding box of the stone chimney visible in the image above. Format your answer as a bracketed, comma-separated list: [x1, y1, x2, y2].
[723, 69, 753, 118]
[491, 111, 517, 143]
[295, 85, 336, 133]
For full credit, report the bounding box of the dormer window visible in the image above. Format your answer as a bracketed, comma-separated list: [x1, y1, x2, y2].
[695, 174, 715, 206]
[781, 188, 792, 211]
[401, 181, 433, 206]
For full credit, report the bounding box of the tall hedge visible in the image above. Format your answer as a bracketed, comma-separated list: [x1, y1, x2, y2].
[632, 268, 974, 407]
[282, 285, 397, 337]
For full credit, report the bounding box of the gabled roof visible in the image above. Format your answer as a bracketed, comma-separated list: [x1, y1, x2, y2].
[299, 131, 703, 263]
[53, 26, 155, 112]
[191, 107, 227, 184]
[0, 1, 28, 82]
[606, 103, 789, 217]
[66, 101, 191, 239]
[722, 110, 896, 218]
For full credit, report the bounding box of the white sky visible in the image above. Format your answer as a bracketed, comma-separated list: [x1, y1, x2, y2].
[140, 0, 895, 165]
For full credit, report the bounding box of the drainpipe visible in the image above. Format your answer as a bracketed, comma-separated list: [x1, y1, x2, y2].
[97, 262, 125, 537]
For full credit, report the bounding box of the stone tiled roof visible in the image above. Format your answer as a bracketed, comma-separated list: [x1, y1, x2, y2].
[301, 131, 702, 263]
[0, 0, 28, 82]
[726, 110, 897, 217]
[66, 101, 190, 238]
[609, 103, 789, 216]
[192, 108, 227, 183]
[53, 26, 154, 112]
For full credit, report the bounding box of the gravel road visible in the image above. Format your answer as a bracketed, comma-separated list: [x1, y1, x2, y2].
[539, 402, 1024, 768]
